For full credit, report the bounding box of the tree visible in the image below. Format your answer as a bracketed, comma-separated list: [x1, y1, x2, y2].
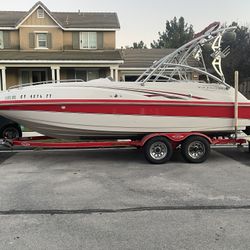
[222, 23, 250, 84]
[200, 22, 250, 85]
[151, 17, 194, 49]
[132, 41, 147, 49]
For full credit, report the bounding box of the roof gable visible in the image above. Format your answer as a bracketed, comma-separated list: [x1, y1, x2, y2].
[16, 1, 63, 29]
[21, 7, 59, 27]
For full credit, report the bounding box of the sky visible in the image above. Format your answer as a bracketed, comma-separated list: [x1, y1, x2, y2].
[1, 0, 250, 48]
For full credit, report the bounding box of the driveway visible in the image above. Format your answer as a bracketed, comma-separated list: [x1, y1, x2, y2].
[0, 147, 250, 249]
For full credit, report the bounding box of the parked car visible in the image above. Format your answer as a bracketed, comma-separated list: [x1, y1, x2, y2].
[0, 116, 22, 139]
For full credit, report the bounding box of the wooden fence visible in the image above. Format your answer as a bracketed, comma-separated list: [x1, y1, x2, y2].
[239, 79, 250, 99]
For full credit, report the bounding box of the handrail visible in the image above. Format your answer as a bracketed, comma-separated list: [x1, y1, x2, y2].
[8, 79, 85, 90]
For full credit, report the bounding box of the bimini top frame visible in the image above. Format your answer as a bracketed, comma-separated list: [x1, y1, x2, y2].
[136, 22, 236, 88]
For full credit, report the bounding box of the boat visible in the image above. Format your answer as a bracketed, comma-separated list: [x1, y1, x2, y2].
[1, 22, 250, 140]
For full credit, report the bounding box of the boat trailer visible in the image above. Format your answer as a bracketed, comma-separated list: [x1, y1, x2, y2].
[0, 132, 247, 164]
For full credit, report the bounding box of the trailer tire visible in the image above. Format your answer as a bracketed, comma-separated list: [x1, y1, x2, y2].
[181, 136, 210, 163]
[143, 136, 173, 164]
[0, 125, 22, 139]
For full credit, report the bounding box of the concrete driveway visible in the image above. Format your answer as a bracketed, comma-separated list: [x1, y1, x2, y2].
[0, 147, 250, 249]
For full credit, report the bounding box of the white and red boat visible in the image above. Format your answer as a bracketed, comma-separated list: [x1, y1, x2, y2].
[0, 22, 250, 140]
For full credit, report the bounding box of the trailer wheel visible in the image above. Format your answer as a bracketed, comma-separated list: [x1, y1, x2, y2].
[143, 137, 173, 164]
[181, 136, 210, 163]
[1, 125, 22, 139]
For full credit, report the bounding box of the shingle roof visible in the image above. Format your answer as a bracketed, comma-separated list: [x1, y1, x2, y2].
[53, 12, 120, 29]
[0, 50, 122, 61]
[120, 49, 175, 68]
[0, 11, 26, 27]
[120, 49, 200, 68]
[0, 1, 120, 29]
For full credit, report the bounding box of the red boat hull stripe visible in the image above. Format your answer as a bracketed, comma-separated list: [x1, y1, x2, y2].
[1, 102, 250, 119]
[1, 99, 250, 105]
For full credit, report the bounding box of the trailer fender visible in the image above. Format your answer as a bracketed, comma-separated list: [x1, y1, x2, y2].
[140, 133, 213, 147]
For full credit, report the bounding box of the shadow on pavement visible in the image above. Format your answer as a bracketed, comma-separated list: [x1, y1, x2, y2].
[213, 147, 250, 167]
[0, 152, 16, 165]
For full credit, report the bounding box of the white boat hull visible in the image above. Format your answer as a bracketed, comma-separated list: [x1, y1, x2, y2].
[0, 110, 248, 139]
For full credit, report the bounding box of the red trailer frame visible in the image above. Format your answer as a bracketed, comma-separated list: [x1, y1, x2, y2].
[1, 132, 247, 164]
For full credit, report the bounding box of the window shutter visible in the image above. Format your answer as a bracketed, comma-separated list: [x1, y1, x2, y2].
[29, 33, 35, 48]
[47, 33, 52, 49]
[3, 31, 11, 49]
[0, 31, 3, 49]
[72, 32, 80, 49]
[97, 32, 103, 49]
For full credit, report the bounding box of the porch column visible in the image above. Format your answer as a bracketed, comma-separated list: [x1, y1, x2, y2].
[110, 67, 114, 79]
[0, 66, 6, 91]
[55, 66, 60, 82]
[115, 67, 119, 82]
[51, 66, 56, 82]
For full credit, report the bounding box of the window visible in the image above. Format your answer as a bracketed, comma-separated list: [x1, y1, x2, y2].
[80, 32, 97, 49]
[37, 9, 44, 18]
[32, 71, 46, 82]
[21, 71, 30, 84]
[88, 69, 99, 81]
[89, 32, 97, 49]
[20, 70, 47, 84]
[37, 33, 47, 48]
[75, 69, 100, 81]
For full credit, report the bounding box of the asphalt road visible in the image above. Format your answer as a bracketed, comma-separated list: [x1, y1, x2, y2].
[0, 147, 250, 249]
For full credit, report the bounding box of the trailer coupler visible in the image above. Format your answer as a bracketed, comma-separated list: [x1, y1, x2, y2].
[0, 138, 14, 148]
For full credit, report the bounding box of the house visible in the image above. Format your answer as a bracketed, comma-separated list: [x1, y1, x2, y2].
[0, 1, 123, 90]
[118, 48, 201, 82]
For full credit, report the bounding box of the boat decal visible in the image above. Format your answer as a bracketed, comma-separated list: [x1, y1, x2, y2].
[91, 86, 207, 100]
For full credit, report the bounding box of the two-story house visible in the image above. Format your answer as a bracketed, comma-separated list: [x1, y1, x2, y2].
[0, 1, 123, 91]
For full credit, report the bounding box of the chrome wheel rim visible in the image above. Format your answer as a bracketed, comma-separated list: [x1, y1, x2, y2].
[188, 141, 205, 159]
[149, 142, 168, 160]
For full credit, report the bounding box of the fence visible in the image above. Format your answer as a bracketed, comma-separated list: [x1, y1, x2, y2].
[239, 79, 250, 100]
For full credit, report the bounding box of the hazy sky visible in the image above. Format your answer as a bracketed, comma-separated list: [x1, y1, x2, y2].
[1, 0, 250, 48]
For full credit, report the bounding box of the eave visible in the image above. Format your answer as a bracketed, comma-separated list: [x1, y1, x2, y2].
[0, 60, 124, 64]
[0, 26, 120, 31]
